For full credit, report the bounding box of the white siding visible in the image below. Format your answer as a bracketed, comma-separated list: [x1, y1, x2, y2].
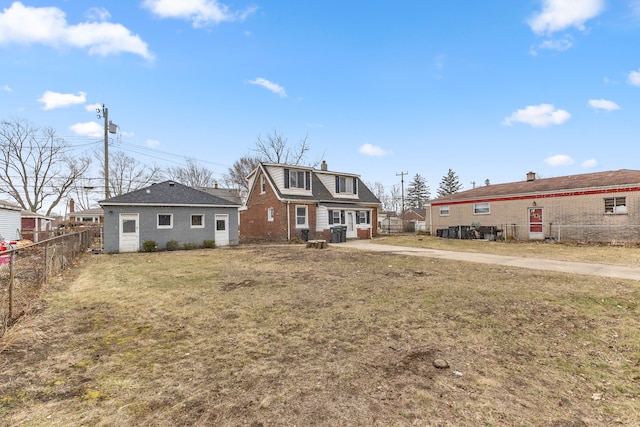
[0, 209, 21, 241]
[316, 206, 330, 230]
[316, 172, 360, 199]
[266, 165, 313, 197]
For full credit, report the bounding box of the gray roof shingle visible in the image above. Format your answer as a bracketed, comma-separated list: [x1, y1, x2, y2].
[432, 169, 640, 203]
[99, 181, 241, 207]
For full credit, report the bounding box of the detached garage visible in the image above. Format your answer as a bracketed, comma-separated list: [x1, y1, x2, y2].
[99, 181, 241, 253]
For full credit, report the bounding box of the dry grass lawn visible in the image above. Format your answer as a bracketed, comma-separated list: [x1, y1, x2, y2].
[1, 243, 639, 426]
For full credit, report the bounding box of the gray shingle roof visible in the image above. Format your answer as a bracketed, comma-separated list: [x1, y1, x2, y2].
[99, 181, 241, 207]
[432, 169, 640, 203]
[261, 163, 381, 205]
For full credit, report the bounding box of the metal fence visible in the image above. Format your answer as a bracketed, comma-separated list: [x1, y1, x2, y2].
[434, 223, 640, 244]
[0, 228, 100, 338]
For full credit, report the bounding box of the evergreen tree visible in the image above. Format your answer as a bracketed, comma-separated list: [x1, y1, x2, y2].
[406, 174, 430, 208]
[437, 168, 463, 197]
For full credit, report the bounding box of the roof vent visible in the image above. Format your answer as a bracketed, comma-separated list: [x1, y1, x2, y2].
[169, 181, 175, 187]
[526, 171, 536, 182]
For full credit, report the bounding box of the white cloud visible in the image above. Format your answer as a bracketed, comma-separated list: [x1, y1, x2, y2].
[359, 143, 390, 157]
[628, 70, 640, 86]
[529, 35, 573, 55]
[433, 54, 446, 70]
[84, 103, 102, 112]
[582, 158, 598, 168]
[631, 0, 640, 18]
[545, 154, 574, 166]
[1, 85, 11, 92]
[0, 2, 153, 59]
[528, 0, 605, 35]
[38, 90, 86, 110]
[502, 104, 571, 127]
[142, 0, 257, 28]
[248, 78, 287, 97]
[588, 99, 620, 111]
[70, 121, 102, 137]
[147, 139, 160, 147]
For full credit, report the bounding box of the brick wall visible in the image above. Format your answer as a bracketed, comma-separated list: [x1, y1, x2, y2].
[430, 190, 640, 242]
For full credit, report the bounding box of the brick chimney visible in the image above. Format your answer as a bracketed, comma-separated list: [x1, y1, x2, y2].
[69, 198, 75, 213]
[526, 171, 536, 182]
[321, 160, 327, 171]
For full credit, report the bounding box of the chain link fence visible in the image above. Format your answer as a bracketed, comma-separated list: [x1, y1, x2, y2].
[1, 228, 100, 338]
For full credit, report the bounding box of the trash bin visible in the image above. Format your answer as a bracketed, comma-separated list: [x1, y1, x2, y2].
[341, 226, 347, 242]
[330, 227, 340, 243]
[301, 229, 309, 242]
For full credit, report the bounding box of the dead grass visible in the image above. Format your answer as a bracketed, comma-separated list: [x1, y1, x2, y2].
[1, 244, 639, 426]
[375, 234, 640, 266]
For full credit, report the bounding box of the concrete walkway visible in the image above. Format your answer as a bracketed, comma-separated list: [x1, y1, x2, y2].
[338, 239, 640, 281]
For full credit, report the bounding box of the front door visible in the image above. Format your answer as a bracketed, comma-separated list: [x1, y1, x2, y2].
[346, 212, 357, 238]
[215, 214, 229, 246]
[528, 207, 544, 240]
[119, 213, 139, 252]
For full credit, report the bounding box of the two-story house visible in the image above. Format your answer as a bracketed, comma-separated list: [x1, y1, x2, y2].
[240, 161, 381, 242]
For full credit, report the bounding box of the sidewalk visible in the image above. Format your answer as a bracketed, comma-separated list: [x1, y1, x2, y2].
[338, 239, 640, 281]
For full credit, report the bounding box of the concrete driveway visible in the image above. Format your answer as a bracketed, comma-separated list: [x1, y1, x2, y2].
[339, 239, 640, 281]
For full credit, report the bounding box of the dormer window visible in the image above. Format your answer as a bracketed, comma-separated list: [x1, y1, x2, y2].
[284, 168, 310, 190]
[336, 176, 357, 194]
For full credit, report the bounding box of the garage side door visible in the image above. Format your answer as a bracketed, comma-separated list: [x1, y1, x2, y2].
[119, 213, 139, 252]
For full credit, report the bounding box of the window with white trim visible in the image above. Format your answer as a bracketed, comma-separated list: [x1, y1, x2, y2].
[439, 206, 450, 216]
[295, 205, 308, 228]
[473, 202, 490, 215]
[357, 211, 369, 224]
[328, 209, 343, 225]
[604, 197, 627, 214]
[335, 176, 357, 194]
[191, 214, 204, 228]
[260, 175, 266, 193]
[157, 213, 173, 229]
[284, 168, 310, 190]
[267, 207, 274, 221]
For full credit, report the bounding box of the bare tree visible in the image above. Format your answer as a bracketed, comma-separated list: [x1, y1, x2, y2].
[255, 129, 315, 166]
[165, 159, 217, 188]
[93, 149, 163, 198]
[0, 117, 91, 215]
[388, 184, 402, 214]
[222, 155, 261, 199]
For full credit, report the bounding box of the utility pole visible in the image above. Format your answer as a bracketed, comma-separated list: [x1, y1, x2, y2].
[396, 171, 407, 232]
[97, 105, 117, 199]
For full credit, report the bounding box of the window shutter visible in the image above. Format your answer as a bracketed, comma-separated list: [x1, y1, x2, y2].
[366, 211, 371, 224]
[340, 210, 345, 224]
[353, 177, 357, 194]
[306, 171, 311, 190]
[284, 169, 290, 188]
[355, 212, 360, 224]
[328, 210, 333, 224]
[335, 176, 340, 193]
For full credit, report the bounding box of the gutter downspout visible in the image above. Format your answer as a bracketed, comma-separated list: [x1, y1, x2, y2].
[287, 201, 291, 241]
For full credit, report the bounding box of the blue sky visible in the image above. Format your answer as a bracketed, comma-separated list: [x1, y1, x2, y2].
[2, 0, 640, 209]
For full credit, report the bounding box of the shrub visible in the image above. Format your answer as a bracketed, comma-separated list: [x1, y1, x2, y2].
[142, 240, 158, 252]
[203, 240, 216, 249]
[183, 242, 198, 250]
[166, 240, 179, 251]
